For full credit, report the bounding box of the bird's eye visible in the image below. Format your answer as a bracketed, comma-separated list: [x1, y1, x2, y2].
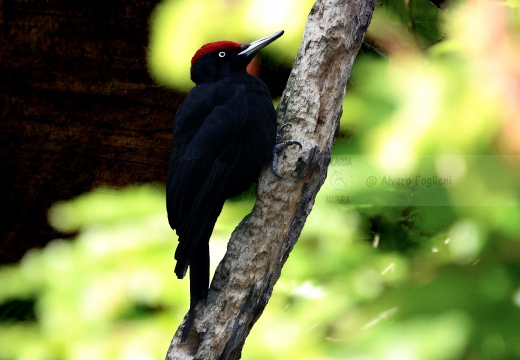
[218, 51, 226, 58]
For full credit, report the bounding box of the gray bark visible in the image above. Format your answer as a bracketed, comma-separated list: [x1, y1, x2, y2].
[165, 0, 376, 358]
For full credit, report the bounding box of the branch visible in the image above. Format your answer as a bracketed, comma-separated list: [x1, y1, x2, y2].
[165, 0, 375, 358]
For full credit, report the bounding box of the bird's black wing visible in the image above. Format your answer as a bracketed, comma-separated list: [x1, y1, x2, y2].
[167, 81, 249, 279]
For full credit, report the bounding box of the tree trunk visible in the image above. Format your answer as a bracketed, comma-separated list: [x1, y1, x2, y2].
[165, 0, 376, 359]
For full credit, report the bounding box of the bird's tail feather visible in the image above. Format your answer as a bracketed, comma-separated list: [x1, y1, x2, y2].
[181, 240, 210, 342]
[181, 307, 195, 342]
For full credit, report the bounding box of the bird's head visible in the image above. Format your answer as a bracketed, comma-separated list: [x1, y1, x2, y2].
[190, 30, 284, 84]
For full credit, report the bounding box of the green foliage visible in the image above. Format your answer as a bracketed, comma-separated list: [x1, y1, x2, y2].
[2, 0, 520, 359]
[378, 0, 442, 46]
[0, 185, 183, 359]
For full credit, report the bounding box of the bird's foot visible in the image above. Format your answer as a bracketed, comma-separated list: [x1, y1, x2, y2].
[272, 124, 302, 178]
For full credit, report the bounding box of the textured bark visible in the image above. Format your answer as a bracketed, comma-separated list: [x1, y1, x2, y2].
[165, 0, 376, 359]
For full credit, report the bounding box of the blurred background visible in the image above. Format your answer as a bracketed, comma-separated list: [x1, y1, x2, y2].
[1, 0, 520, 359]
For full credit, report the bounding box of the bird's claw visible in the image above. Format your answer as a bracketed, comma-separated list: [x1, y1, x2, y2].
[272, 124, 302, 178]
[276, 123, 292, 142]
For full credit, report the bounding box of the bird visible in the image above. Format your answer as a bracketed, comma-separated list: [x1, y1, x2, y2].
[166, 30, 300, 341]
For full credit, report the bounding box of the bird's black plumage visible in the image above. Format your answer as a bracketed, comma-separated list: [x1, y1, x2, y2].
[166, 31, 283, 340]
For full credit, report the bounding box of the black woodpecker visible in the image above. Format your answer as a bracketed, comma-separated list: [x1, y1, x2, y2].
[166, 30, 299, 341]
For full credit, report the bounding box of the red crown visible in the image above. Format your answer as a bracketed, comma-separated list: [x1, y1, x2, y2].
[191, 41, 241, 66]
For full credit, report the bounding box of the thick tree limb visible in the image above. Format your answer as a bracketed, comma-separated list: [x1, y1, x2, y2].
[165, 0, 375, 358]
